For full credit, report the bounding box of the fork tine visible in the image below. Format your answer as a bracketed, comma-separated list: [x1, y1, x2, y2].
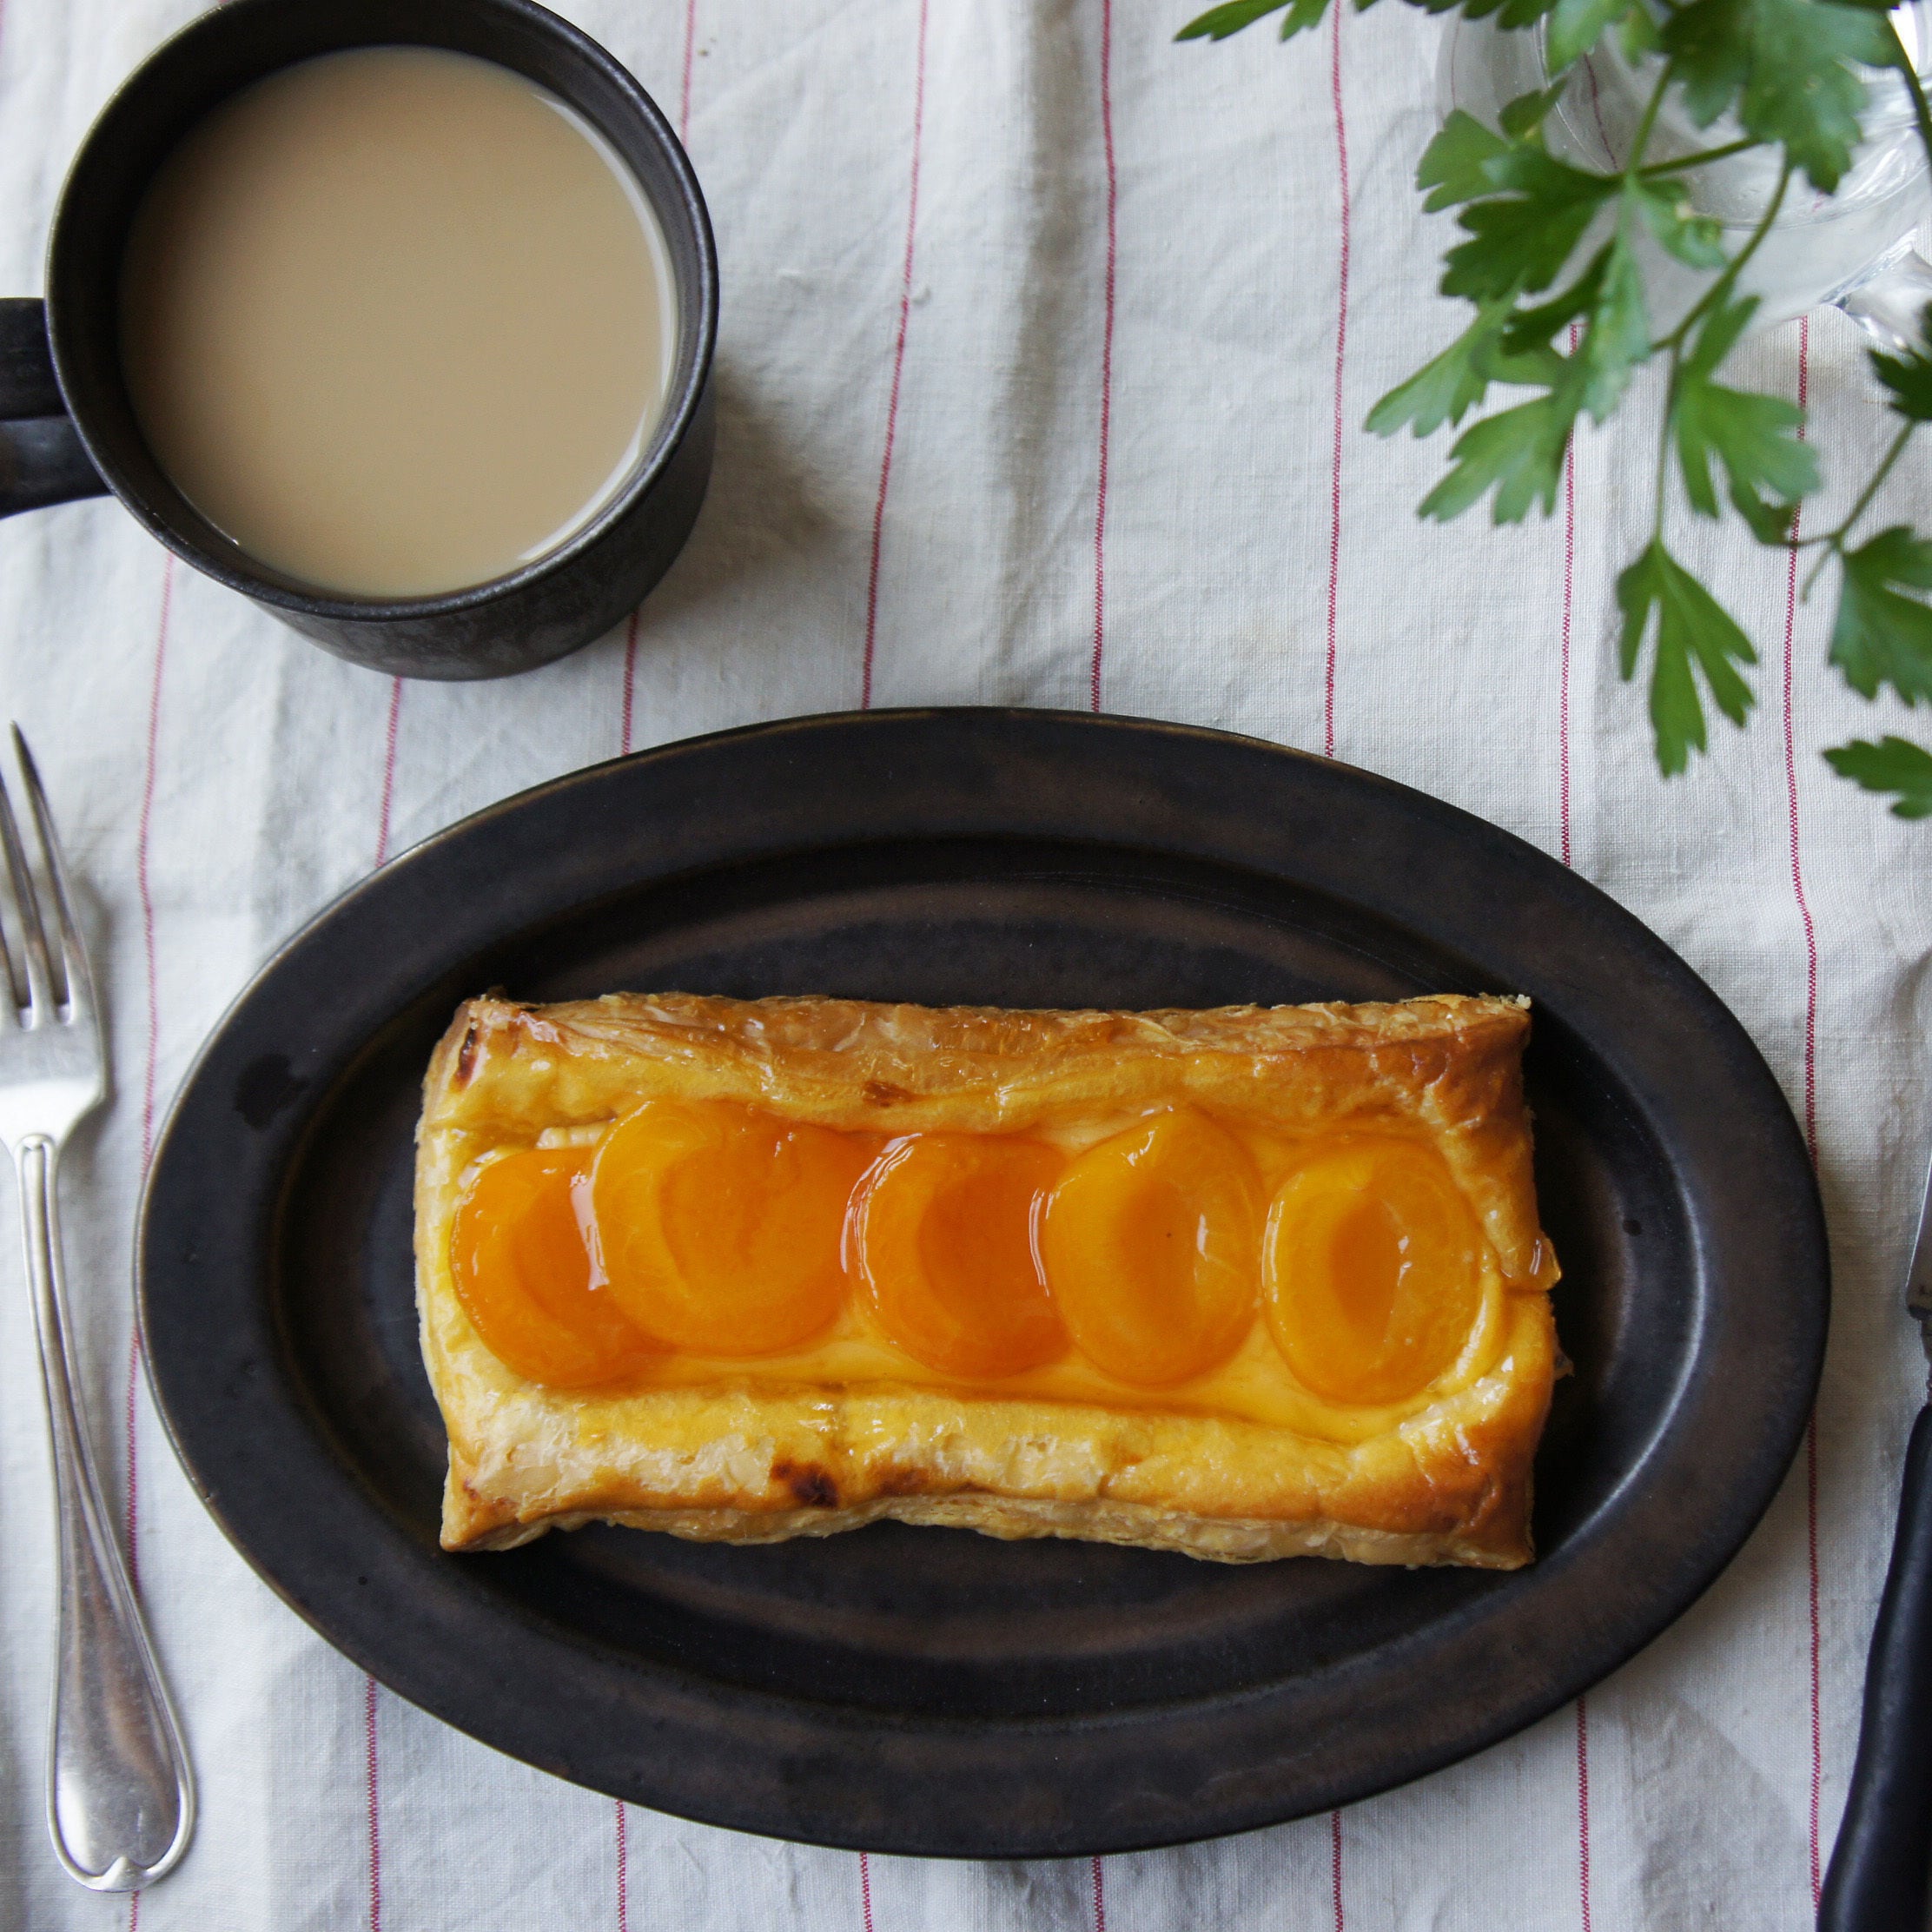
[0, 781, 18, 1016]
[0, 751, 54, 1022]
[0, 864, 19, 1016]
[12, 727, 87, 1018]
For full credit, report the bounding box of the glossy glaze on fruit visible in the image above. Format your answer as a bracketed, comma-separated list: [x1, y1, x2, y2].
[452, 1095, 1505, 1419]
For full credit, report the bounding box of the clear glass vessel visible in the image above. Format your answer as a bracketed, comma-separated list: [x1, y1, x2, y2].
[1437, 3, 1932, 344]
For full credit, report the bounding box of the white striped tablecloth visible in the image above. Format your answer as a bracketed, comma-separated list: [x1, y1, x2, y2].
[0, 2, 1922, 1928]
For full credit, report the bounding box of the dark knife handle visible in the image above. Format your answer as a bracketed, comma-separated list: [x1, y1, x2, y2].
[1820, 1401, 1932, 1932]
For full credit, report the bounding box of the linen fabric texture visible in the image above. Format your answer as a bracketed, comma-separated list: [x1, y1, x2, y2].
[0, 2, 1916, 1929]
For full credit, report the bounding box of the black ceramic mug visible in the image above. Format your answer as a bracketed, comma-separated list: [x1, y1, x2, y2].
[0, 0, 717, 680]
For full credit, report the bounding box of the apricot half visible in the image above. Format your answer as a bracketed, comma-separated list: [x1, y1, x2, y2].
[590, 1097, 875, 1355]
[1263, 1138, 1482, 1405]
[1039, 1108, 1262, 1386]
[451, 1148, 655, 1387]
[851, 1132, 1069, 1377]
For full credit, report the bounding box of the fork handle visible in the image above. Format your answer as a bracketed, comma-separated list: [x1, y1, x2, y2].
[17, 1134, 194, 1890]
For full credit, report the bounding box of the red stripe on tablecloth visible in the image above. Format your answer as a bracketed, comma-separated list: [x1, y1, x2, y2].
[1808, 1407, 1822, 1896]
[1559, 329, 1577, 868]
[1781, 326, 1817, 1164]
[374, 678, 404, 866]
[136, 559, 175, 1176]
[1330, 1806, 1344, 1929]
[1576, 1694, 1592, 1930]
[126, 553, 175, 1620]
[616, 1800, 629, 1931]
[860, 1849, 876, 1932]
[366, 1676, 383, 1932]
[1778, 315, 1821, 1904]
[1091, 1852, 1107, 1931]
[679, 0, 698, 141]
[620, 610, 639, 755]
[128, 558, 173, 1932]
[123, 1318, 145, 1593]
[1322, 0, 1351, 761]
[365, 671, 401, 1929]
[1320, 17, 1353, 1907]
[1088, 0, 1118, 714]
[859, 0, 930, 711]
[1558, 335, 1591, 1932]
[619, 2, 699, 747]
[1321, 18, 1352, 1901]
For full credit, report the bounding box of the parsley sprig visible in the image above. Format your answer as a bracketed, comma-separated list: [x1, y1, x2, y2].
[1181, 0, 1932, 817]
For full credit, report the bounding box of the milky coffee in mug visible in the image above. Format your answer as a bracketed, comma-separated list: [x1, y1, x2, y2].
[118, 45, 678, 598]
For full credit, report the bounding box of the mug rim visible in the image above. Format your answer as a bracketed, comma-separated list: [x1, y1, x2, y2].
[43, 0, 719, 623]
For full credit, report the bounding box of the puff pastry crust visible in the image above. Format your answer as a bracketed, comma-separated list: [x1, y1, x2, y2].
[414, 991, 1559, 1568]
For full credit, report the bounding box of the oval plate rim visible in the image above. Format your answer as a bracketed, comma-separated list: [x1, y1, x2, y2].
[137, 705, 1828, 1857]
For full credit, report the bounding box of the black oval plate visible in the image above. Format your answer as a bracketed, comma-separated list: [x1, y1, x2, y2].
[139, 708, 1827, 1858]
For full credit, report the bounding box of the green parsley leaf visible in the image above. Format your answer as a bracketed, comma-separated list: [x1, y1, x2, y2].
[1629, 178, 1727, 269]
[1823, 736, 1932, 816]
[1493, 0, 1566, 30]
[1659, 0, 1750, 124]
[1671, 296, 1816, 520]
[1664, 0, 1890, 191]
[1744, 0, 1891, 188]
[1416, 111, 1513, 212]
[1368, 337, 1493, 440]
[1869, 307, 1932, 420]
[1175, 0, 1294, 39]
[1499, 86, 1569, 137]
[1729, 480, 1800, 544]
[1616, 539, 1757, 773]
[1366, 296, 1560, 438]
[1830, 526, 1932, 704]
[1502, 232, 1651, 413]
[1671, 384, 1814, 518]
[1419, 391, 1580, 521]
[1681, 288, 1757, 376]
[1366, 302, 1507, 438]
[1499, 247, 1609, 352]
[1415, 222, 1649, 519]
[1479, 143, 1614, 197]
[1276, 0, 1334, 40]
[1618, 6, 1662, 56]
[1546, 0, 1636, 69]
[1572, 232, 1651, 418]
[1441, 153, 1618, 300]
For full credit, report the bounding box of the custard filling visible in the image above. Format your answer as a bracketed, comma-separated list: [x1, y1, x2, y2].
[450, 1097, 1546, 1439]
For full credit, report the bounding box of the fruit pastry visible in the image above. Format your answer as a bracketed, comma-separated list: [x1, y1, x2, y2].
[414, 990, 1559, 1568]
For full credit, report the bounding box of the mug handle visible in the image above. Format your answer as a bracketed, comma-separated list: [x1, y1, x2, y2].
[0, 300, 110, 517]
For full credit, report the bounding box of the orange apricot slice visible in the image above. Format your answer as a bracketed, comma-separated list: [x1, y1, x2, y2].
[1038, 1108, 1262, 1386]
[451, 1147, 656, 1387]
[851, 1133, 1069, 1378]
[590, 1097, 875, 1355]
[1263, 1138, 1483, 1406]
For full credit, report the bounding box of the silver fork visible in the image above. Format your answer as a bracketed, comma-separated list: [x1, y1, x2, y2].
[0, 728, 193, 1891]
